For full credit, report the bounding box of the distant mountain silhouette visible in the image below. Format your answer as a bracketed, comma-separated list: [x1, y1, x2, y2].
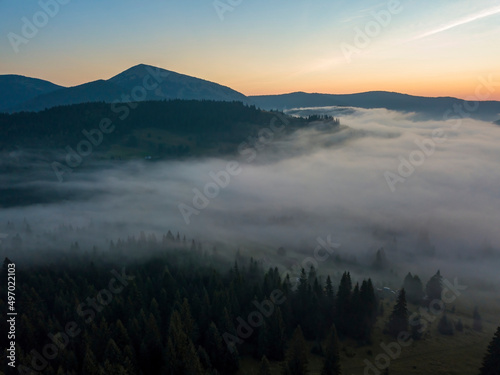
[0, 75, 63, 112]
[3, 67, 500, 121]
[16, 80, 126, 112]
[250, 91, 500, 122]
[108, 64, 248, 102]
[2, 64, 249, 113]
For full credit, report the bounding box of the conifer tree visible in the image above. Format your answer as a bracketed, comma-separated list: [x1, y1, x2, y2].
[425, 270, 442, 303]
[386, 289, 409, 337]
[267, 307, 286, 360]
[165, 311, 203, 375]
[437, 314, 454, 335]
[335, 272, 352, 337]
[479, 326, 500, 375]
[403, 273, 424, 305]
[259, 356, 272, 375]
[321, 325, 341, 375]
[82, 346, 100, 375]
[473, 306, 483, 332]
[282, 326, 308, 375]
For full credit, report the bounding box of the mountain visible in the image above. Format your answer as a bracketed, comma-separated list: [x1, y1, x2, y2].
[108, 64, 248, 102]
[0, 75, 63, 112]
[16, 80, 126, 112]
[3, 64, 249, 113]
[250, 91, 500, 122]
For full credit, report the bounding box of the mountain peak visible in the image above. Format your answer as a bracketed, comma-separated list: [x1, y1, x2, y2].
[2, 64, 248, 113]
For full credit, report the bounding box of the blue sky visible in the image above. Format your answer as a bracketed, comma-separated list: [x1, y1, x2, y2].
[1, 0, 499, 99]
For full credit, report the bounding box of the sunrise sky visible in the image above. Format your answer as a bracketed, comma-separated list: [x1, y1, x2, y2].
[1, 0, 499, 100]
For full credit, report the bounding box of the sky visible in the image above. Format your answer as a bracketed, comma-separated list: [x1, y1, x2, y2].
[0, 0, 499, 99]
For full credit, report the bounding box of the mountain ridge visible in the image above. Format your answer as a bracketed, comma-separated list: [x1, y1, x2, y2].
[1, 64, 249, 113]
[2, 65, 500, 122]
[249, 91, 500, 121]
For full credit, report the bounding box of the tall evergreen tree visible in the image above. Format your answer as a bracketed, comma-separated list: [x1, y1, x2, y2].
[165, 311, 203, 375]
[425, 270, 442, 303]
[259, 356, 272, 375]
[479, 326, 500, 375]
[282, 326, 308, 375]
[359, 279, 377, 341]
[437, 314, 454, 335]
[323, 275, 336, 332]
[321, 325, 341, 375]
[473, 306, 483, 332]
[267, 307, 286, 360]
[386, 289, 409, 337]
[335, 272, 352, 337]
[403, 273, 424, 305]
[82, 346, 100, 375]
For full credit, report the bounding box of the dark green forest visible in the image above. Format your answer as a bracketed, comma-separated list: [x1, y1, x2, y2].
[1, 234, 496, 374]
[0, 101, 317, 159]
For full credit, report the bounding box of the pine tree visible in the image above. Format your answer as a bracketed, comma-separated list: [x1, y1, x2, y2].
[358, 279, 377, 341]
[479, 326, 500, 375]
[82, 346, 100, 375]
[437, 314, 454, 335]
[321, 325, 341, 375]
[282, 326, 308, 375]
[259, 356, 272, 375]
[403, 273, 424, 305]
[165, 311, 203, 375]
[267, 307, 286, 360]
[473, 306, 483, 332]
[350, 283, 362, 339]
[386, 289, 409, 337]
[425, 270, 442, 303]
[335, 272, 352, 337]
[323, 275, 336, 331]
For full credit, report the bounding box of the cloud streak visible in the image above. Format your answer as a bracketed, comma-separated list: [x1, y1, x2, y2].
[411, 5, 500, 41]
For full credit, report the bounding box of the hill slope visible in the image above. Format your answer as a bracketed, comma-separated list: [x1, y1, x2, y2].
[5, 64, 249, 112]
[250, 91, 500, 121]
[0, 75, 63, 112]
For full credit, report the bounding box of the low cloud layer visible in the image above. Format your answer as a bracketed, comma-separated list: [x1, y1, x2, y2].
[1, 106, 500, 288]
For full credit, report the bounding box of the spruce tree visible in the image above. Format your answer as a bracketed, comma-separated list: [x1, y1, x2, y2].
[165, 311, 203, 375]
[82, 346, 100, 375]
[479, 326, 500, 375]
[386, 289, 409, 337]
[259, 356, 272, 375]
[335, 272, 352, 337]
[425, 270, 442, 303]
[403, 273, 424, 305]
[321, 325, 341, 375]
[267, 307, 286, 360]
[359, 279, 377, 340]
[282, 326, 308, 375]
[473, 307, 483, 332]
[437, 314, 454, 335]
